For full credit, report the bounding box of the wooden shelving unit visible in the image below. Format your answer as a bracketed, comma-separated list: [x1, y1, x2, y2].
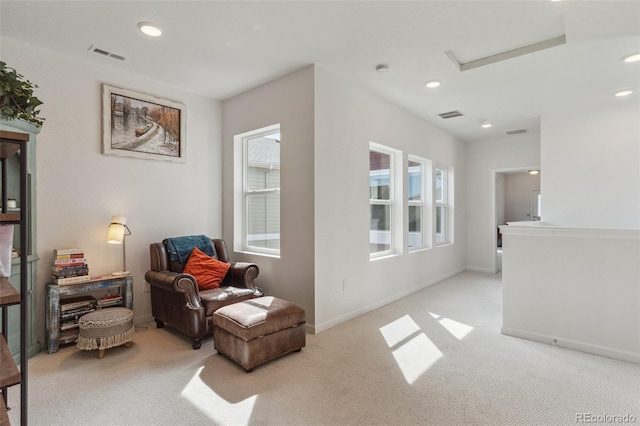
[0, 334, 20, 389]
[0, 279, 20, 306]
[0, 397, 9, 425]
[0, 128, 31, 425]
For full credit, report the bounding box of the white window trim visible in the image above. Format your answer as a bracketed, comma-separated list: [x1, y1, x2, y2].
[434, 164, 453, 246]
[370, 142, 402, 260]
[408, 155, 432, 251]
[234, 123, 281, 257]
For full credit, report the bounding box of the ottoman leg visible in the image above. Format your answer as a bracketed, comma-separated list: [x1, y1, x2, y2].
[98, 349, 105, 359]
[124, 342, 132, 348]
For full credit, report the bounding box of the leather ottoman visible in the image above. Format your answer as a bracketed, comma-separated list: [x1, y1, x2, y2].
[212, 296, 305, 372]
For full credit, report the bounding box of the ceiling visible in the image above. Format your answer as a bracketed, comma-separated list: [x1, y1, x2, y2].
[1, 1, 638, 143]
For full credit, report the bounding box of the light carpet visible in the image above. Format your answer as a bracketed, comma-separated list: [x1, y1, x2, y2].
[8, 271, 640, 425]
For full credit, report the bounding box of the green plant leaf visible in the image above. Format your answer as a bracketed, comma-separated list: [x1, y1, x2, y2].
[0, 61, 44, 126]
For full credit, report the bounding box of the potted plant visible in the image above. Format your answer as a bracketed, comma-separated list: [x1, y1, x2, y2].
[0, 61, 44, 126]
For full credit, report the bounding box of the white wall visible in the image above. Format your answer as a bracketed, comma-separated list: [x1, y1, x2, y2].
[1, 38, 221, 344]
[466, 133, 540, 272]
[501, 100, 640, 363]
[542, 100, 640, 229]
[496, 174, 505, 226]
[504, 173, 540, 222]
[313, 67, 467, 331]
[221, 66, 316, 323]
[222, 66, 467, 332]
[501, 225, 640, 363]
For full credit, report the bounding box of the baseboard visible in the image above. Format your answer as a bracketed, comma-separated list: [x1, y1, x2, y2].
[134, 314, 154, 326]
[466, 266, 496, 273]
[501, 326, 640, 364]
[313, 267, 467, 334]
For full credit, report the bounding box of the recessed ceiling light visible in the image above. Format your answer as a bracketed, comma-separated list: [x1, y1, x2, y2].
[138, 22, 162, 37]
[615, 90, 633, 97]
[375, 64, 390, 73]
[425, 80, 440, 88]
[622, 53, 640, 63]
[478, 118, 492, 128]
[528, 170, 539, 175]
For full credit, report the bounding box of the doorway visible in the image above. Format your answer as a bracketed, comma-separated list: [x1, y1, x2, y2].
[493, 168, 541, 272]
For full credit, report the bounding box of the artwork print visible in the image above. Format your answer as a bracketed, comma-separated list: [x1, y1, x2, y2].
[102, 84, 186, 163]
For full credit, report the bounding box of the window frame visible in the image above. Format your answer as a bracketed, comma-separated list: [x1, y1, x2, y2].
[369, 142, 402, 259]
[407, 155, 431, 251]
[434, 165, 453, 246]
[234, 123, 281, 257]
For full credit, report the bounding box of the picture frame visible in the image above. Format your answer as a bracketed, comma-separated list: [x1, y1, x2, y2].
[102, 84, 186, 163]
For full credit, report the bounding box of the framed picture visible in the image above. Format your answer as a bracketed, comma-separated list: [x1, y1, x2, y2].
[102, 84, 186, 163]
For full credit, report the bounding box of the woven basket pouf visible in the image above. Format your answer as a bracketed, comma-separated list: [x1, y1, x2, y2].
[77, 307, 134, 359]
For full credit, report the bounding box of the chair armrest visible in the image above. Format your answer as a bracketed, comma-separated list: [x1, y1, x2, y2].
[226, 262, 259, 291]
[145, 270, 202, 309]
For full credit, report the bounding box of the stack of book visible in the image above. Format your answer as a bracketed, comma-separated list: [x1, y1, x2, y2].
[52, 248, 91, 285]
[96, 293, 123, 308]
[59, 295, 96, 344]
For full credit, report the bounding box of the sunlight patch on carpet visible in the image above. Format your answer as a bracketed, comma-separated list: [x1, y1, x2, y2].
[379, 315, 420, 347]
[393, 333, 443, 384]
[181, 366, 257, 424]
[380, 315, 443, 384]
[438, 318, 474, 340]
[430, 312, 474, 340]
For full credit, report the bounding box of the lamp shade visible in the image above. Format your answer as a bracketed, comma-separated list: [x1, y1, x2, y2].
[107, 215, 127, 244]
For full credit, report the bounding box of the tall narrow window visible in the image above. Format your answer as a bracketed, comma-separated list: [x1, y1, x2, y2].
[370, 143, 400, 258]
[408, 156, 427, 250]
[435, 166, 450, 244]
[237, 124, 281, 256]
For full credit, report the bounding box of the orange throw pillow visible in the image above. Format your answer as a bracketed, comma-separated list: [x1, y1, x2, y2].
[183, 247, 231, 290]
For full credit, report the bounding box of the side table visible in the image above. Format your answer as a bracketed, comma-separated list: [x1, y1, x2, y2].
[45, 274, 133, 354]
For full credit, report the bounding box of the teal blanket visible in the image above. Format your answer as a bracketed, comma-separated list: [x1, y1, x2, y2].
[165, 235, 216, 264]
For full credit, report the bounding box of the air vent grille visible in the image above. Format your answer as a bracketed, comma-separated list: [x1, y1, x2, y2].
[88, 45, 126, 61]
[438, 110, 464, 119]
[505, 128, 528, 135]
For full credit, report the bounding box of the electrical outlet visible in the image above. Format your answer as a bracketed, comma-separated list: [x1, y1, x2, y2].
[342, 279, 348, 291]
[144, 281, 151, 292]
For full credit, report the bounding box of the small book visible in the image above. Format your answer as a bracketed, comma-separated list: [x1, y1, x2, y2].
[53, 258, 88, 266]
[60, 295, 96, 311]
[52, 274, 92, 285]
[55, 253, 85, 260]
[97, 294, 123, 306]
[51, 265, 89, 275]
[54, 248, 84, 256]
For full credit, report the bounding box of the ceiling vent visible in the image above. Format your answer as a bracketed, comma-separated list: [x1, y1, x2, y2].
[438, 110, 464, 119]
[505, 128, 528, 135]
[88, 45, 126, 61]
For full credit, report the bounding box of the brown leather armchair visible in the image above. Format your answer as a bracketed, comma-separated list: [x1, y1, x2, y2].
[145, 237, 260, 349]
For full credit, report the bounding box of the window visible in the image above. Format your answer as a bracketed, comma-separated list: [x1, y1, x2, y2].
[435, 166, 452, 244]
[370, 143, 401, 258]
[236, 124, 281, 256]
[408, 156, 430, 250]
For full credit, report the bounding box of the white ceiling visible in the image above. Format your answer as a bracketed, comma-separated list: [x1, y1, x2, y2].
[1, 1, 638, 142]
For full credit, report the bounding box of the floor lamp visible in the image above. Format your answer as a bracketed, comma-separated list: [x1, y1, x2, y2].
[107, 215, 131, 276]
